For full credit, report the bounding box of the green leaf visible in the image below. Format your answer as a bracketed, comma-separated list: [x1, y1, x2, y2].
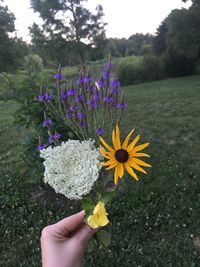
[97, 230, 111, 247]
[101, 191, 116, 205]
[81, 197, 95, 213]
[87, 237, 95, 253]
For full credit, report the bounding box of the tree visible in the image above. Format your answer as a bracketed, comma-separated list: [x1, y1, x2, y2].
[30, 0, 107, 65]
[153, 5, 200, 76]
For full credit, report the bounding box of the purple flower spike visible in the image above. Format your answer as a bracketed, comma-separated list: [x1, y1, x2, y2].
[60, 91, 68, 101]
[83, 76, 93, 84]
[110, 80, 120, 88]
[117, 102, 127, 109]
[44, 93, 53, 102]
[96, 127, 104, 136]
[77, 112, 85, 120]
[67, 88, 77, 96]
[49, 133, 61, 144]
[80, 121, 87, 128]
[38, 94, 45, 102]
[37, 144, 47, 151]
[66, 111, 73, 119]
[75, 95, 84, 103]
[96, 80, 105, 88]
[69, 105, 79, 112]
[103, 71, 111, 80]
[77, 77, 84, 85]
[103, 96, 113, 103]
[54, 73, 63, 80]
[43, 118, 52, 127]
[104, 62, 113, 70]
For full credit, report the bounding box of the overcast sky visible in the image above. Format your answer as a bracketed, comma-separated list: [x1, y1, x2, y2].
[5, 0, 191, 42]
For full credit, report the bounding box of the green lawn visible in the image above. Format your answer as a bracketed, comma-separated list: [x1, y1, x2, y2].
[1, 75, 200, 266]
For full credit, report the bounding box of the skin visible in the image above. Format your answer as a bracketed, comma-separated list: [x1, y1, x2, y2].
[41, 210, 98, 267]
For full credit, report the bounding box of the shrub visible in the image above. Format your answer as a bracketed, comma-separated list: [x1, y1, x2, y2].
[141, 55, 166, 82]
[116, 60, 144, 86]
[164, 50, 197, 77]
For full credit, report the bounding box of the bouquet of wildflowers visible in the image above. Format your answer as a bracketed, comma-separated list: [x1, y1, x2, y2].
[37, 60, 151, 247]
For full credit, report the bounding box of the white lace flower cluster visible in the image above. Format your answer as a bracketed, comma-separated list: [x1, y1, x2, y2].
[40, 139, 102, 200]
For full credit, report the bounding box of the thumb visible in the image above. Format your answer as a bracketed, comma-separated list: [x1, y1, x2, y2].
[75, 223, 99, 244]
[54, 210, 85, 235]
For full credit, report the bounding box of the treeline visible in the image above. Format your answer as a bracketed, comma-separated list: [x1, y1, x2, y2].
[0, 0, 200, 82]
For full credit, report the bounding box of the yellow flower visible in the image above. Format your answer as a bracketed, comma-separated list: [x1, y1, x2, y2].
[100, 125, 151, 185]
[87, 201, 109, 228]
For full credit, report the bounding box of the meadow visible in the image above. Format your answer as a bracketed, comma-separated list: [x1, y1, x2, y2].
[1, 74, 200, 266]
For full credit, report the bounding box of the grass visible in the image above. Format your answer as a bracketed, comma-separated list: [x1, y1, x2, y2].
[1, 75, 200, 266]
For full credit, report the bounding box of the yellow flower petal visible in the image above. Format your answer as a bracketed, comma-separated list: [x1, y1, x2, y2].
[127, 134, 140, 152]
[132, 143, 150, 153]
[115, 124, 121, 149]
[124, 162, 138, 181]
[87, 201, 109, 228]
[122, 129, 135, 149]
[134, 158, 151, 167]
[129, 152, 150, 158]
[105, 162, 118, 170]
[99, 136, 115, 153]
[127, 159, 147, 174]
[117, 162, 124, 178]
[102, 159, 117, 166]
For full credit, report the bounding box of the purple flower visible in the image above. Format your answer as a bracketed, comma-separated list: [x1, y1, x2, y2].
[83, 76, 93, 84]
[44, 93, 53, 102]
[77, 112, 85, 120]
[69, 105, 79, 112]
[38, 94, 45, 102]
[103, 71, 111, 80]
[103, 96, 113, 103]
[110, 80, 120, 88]
[37, 144, 47, 151]
[67, 88, 77, 96]
[80, 121, 87, 128]
[49, 133, 61, 143]
[77, 77, 84, 85]
[96, 80, 105, 88]
[117, 102, 127, 109]
[110, 88, 117, 95]
[75, 95, 83, 103]
[54, 73, 63, 80]
[87, 99, 98, 109]
[104, 62, 113, 70]
[93, 94, 99, 102]
[43, 118, 52, 127]
[66, 111, 73, 119]
[96, 127, 104, 136]
[60, 91, 68, 101]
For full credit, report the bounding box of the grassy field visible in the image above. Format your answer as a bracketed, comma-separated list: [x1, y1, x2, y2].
[1, 75, 200, 266]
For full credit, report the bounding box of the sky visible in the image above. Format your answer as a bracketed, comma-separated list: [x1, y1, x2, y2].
[4, 0, 191, 42]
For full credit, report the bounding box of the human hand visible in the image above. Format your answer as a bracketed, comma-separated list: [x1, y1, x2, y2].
[41, 210, 97, 267]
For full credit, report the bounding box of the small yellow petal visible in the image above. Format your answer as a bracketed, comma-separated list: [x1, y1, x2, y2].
[117, 162, 124, 178]
[115, 124, 121, 149]
[129, 152, 150, 158]
[99, 136, 115, 153]
[87, 201, 109, 228]
[102, 159, 117, 166]
[127, 159, 147, 174]
[87, 214, 99, 228]
[132, 143, 150, 153]
[127, 134, 140, 152]
[134, 158, 151, 167]
[122, 129, 135, 149]
[124, 162, 138, 181]
[105, 162, 118, 170]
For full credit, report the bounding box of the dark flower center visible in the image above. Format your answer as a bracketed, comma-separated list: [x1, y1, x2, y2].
[115, 149, 129, 163]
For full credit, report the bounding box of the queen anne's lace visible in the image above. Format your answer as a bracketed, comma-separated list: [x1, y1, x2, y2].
[40, 139, 101, 200]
